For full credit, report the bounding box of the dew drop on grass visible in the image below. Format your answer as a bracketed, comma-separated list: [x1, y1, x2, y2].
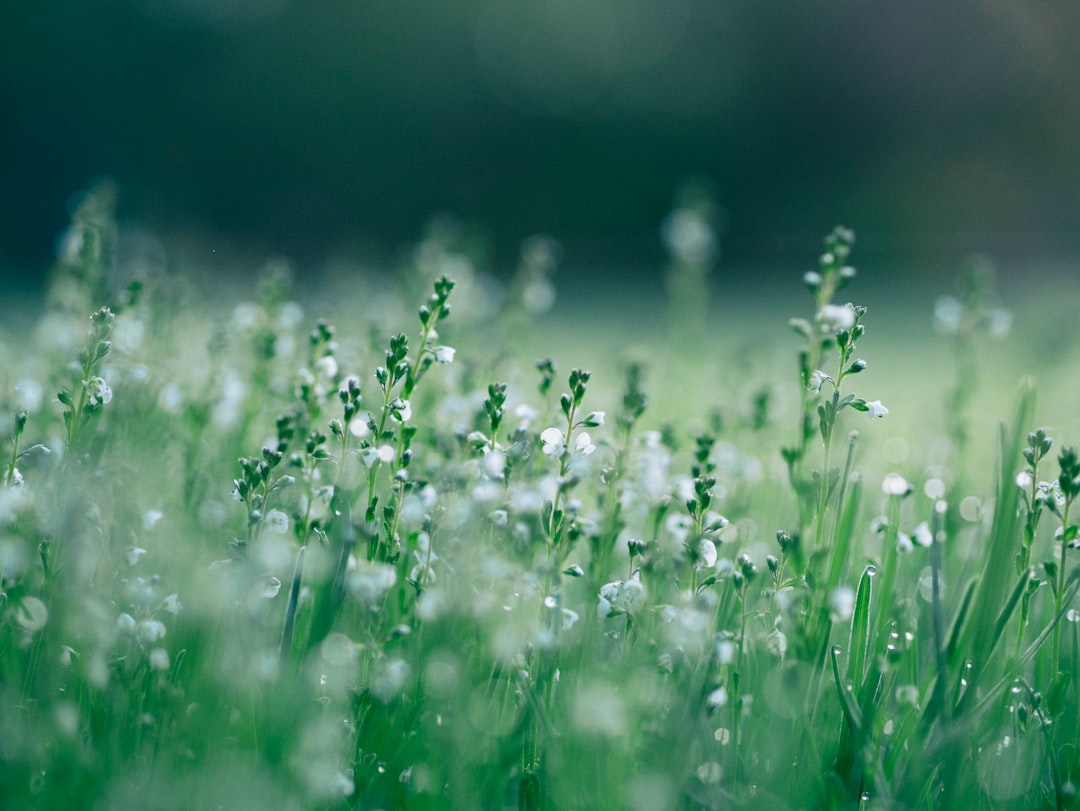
[865, 564, 877, 577]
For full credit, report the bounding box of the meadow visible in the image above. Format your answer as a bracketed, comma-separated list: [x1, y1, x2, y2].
[2, 183, 1079, 810]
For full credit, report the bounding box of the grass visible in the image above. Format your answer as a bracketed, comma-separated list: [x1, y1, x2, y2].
[2, 183, 1080, 810]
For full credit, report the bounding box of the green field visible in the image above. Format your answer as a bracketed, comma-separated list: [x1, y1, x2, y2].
[2, 186, 1080, 810]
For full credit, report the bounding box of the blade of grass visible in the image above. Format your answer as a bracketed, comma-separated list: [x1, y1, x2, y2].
[846, 563, 874, 687]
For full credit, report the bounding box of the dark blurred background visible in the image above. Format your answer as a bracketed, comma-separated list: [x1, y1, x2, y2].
[3, 0, 1080, 290]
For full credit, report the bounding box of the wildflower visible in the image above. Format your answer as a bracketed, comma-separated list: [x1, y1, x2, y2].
[574, 431, 596, 455]
[882, 473, 912, 497]
[697, 538, 718, 568]
[127, 547, 147, 565]
[912, 521, 933, 548]
[116, 613, 137, 634]
[707, 686, 728, 708]
[390, 399, 412, 422]
[541, 427, 565, 457]
[828, 586, 855, 621]
[149, 648, 170, 671]
[264, 509, 290, 534]
[84, 376, 112, 406]
[433, 345, 455, 364]
[598, 572, 646, 619]
[162, 593, 183, 615]
[819, 303, 856, 333]
[866, 400, 888, 420]
[582, 411, 605, 427]
[142, 509, 164, 530]
[315, 355, 338, 378]
[808, 369, 830, 393]
[136, 619, 167, 645]
[896, 532, 914, 554]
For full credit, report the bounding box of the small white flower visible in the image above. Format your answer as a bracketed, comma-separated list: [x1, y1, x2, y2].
[433, 345, 455, 364]
[127, 547, 147, 566]
[866, 400, 889, 420]
[574, 431, 596, 456]
[882, 473, 912, 497]
[808, 369, 830, 393]
[561, 608, 580, 630]
[933, 295, 962, 334]
[348, 415, 371, 438]
[391, 399, 412, 422]
[149, 648, 170, 671]
[541, 427, 565, 457]
[583, 411, 605, 427]
[116, 613, 137, 634]
[136, 619, 167, 645]
[514, 403, 540, 429]
[697, 539, 718, 568]
[896, 532, 914, 554]
[376, 444, 396, 463]
[314, 355, 338, 378]
[84, 377, 113, 406]
[264, 509, 290, 534]
[707, 686, 728, 708]
[142, 509, 164, 530]
[262, 576, 282, 599]
[828, 586, 855, 622]
[162, 593, 183, 615]
[912, 521, 933, 548]
[1016, 470, 1033, 489]
[819, 303, 856, 332]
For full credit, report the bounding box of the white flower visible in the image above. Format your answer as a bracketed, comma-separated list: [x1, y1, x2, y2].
[149, 648, 170, 671]
[819, 303, 856, 332]
[116, 613, 137, 634]
[264, 509, 290, 534]
[583, 411, 605, 427]
[314, 355, 338, 379]
[514, 403, 540, 430]
[882, 473, 912, 497]
[391, 399, 412, 422]
[808, 369, 829, 393]
[707, 686, 728, 707]
[136, 619, 167, 645]
[896, 532, 914, 554]
[866, 400, 889, 420]
[697, 539, 718, 568]
[541, 427, 565, 457]
[433, 346, 455, 364]
[828, 586, 855, 622]
[127, 547, 147, 566]
[162, 593, 183, 615]
[598, 572, 646, 619]
[574, 431, 596, 456]
[84, 376, 112, 406]
[912, 521, 933, 548]
[142, 509, 164, 530]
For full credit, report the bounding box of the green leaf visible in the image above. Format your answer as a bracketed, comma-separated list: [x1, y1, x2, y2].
[846, 564, 874, 687]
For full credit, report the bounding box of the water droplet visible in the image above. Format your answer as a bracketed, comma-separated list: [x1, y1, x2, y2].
[543, 595, 557, 609]
[865, 565, 878, 577]
[832, 645, 842, 656]
[860, 791, 871, 802]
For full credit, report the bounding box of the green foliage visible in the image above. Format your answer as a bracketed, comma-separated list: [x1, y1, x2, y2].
[3, 200, 1080, 811]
